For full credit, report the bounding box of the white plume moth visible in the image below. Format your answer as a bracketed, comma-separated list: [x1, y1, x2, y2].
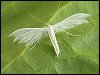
[8, 3, 90, 57]
[8, 13, 90, 57]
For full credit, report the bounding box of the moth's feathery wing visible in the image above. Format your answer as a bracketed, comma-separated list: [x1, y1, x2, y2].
[52, 13, 91, 33]
[9, 28, 48, 46]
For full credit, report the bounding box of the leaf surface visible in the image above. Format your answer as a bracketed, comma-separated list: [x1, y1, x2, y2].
[1, 1, 99, 74]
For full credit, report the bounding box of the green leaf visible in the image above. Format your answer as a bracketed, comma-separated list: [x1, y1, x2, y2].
[1, 1, 99, 74]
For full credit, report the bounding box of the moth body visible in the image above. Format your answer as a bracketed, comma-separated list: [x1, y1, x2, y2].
[48, 25, 60, 57]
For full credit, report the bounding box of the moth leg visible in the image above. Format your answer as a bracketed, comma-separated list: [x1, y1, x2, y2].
[57, 41, 61, 43]
[64, 30, 80, 37]
[29, 34, 41, 51]
[29, 39, 40, 51]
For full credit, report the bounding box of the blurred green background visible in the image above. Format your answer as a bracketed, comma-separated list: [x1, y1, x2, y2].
[1, 1, 99, 74]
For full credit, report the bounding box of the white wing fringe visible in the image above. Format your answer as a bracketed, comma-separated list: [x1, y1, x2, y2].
[52, 13, 91, 33]
[8, 28, 47, 46]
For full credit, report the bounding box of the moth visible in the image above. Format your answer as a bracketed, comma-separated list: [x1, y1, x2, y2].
[8, 12, 90, 57]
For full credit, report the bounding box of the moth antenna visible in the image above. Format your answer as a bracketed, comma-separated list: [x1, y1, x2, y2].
[56, 2, 61, 13]
[27, 13, 48, 25]
[48, 2, 61, 25]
